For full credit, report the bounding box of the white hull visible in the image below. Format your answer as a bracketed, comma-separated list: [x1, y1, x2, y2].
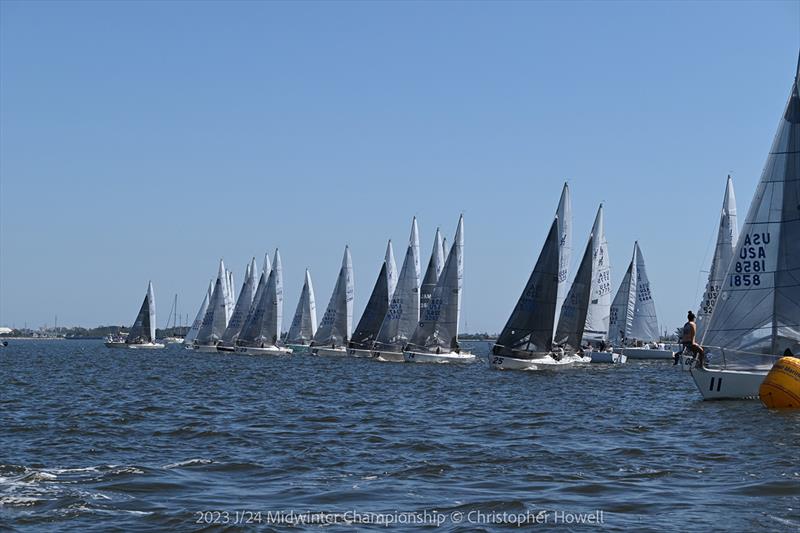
[162, 337, 184, 344]
[489, 353, 589, 370]
[347, 348, 373, 358]
[191, 344, 220, 352]
[104, 341, 128, 349]
[371, 350, 405, 362]
[127, 342, 165, 349]
[688, 365, 766, 400]
[236, 345, 293, 356]
[404, 350, 476, 364]
[620, 347, 674, 360]
[312, 347, 348, 357]
[588, 350, 627, 364]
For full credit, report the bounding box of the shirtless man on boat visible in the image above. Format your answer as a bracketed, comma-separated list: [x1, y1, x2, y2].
[674, 311, 705, 366]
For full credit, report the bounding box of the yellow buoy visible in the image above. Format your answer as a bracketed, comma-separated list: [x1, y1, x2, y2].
[759, 356, 800, 408]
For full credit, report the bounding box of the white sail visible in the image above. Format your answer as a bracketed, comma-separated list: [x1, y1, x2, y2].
[554, 182, 572, 337]
[629, 242, 659, 341]
[313, 246, 354, 347]
[420, 228, 445, 315]
[287, 269, 317, 343]
[696, 176, 738, 338]
[273, 249, 283, 339]
[185, 281, 212, 344]
[408, 215, 463, 352]
[608, 246, 637, 346]
[196, 260, 230, 345]
[220, 260, 258, 346]
[583, 204, 611, 342]
[494, 217, 560, 356]
[238, 268, 279, 347]
[374, 218, 421, 351]
[702, 58, 800, 360]
[127, 281, 156, 344]
[385, 240, 398, 300]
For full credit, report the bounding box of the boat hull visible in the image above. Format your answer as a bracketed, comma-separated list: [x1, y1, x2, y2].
[689, 365, 766, 400]
[620, 347, 674, 360]
[312, 347, 348, 357]
[371, 350, 404, 362]
[216, 345, 236, 353]
[191, 344, 220, 352]
[588, 351, 626, 364]
[347, 348, 373, 358]
[489, 353, 589, 370]
[236, 345, 293, 356]
[104, 342, 128, 349]
[127, 343, 165, 349]
[404, 350, 476, 364]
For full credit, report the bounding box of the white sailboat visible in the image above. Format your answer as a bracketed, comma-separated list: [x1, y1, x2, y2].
[286, 269, 317, 348]
[609, 242, 670, 360]
[184, 280, 213, 349]
[372, 218, 421, 362]
[160, 293, 184, 343]
[348, 241, 397, 357]
[236, 254, 291, 356]
[311, 246, 354, 356]
[696, 176, 738, 338]
[217, 258, 258, 352]
[106, 281, 164, 349]
[686, 55, 800, 400]
[404, 215, 474, 363]
[490, 216, 563, 370]
[192, 260, 230, 352]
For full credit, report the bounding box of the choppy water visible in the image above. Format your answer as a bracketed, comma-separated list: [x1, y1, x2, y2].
[1, 340, 798, 531]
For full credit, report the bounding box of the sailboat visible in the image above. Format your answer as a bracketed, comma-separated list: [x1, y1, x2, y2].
[551, 205, 608, 366]
[490, 216, 562, 369]
[192, 260, 230, 352]
[184, 280, 213, 349]
[604, 242, 669, 360]
[235, 250, 292, 355]
[160, 293, 184, 343]
[286, 269, 317, 348]
[372, 218, 421, 362]
[696, 176, 738, 338]
[311, 246, 354, 356]
[686, 54, 800, 400]
[348, 241, 397, 357]
[105, 281, 164, 349]
[217, 258, 258, 352]
[404, 215, 474, 363]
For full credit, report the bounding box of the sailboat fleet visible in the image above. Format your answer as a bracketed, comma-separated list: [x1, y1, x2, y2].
[106, 53, 800, 402]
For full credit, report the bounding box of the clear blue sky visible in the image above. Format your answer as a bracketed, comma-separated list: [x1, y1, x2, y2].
[1, 1, 798, 333]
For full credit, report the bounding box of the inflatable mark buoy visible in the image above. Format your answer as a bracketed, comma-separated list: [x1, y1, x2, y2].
[759, 356, 800, 408]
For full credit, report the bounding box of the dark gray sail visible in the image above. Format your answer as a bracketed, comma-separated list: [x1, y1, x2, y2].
[493, 217, 560, 357]
[237, 268, 278, 347]
[349, 262, 389, 349]
[554, 233, 594, 351]
[127, 281, 156, 344]
[420, 228, 445, 315]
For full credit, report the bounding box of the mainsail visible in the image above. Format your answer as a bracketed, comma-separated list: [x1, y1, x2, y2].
[696, 176, 738, 337]
[196, 260, 230, 345]
[554, 226, 594, 350]
[126, 281, 156, 344]
[420, 228, 445, 315]
[629, 242, 659, 341]
[313, 246, 354, 347]
[374, 218, 421, 352]
[583, 205, 611, 342]
[494, 217, 560, 356]
[273, 249, 283, 339]
[385, 240, 398, 300]
[220, 258, 258, 346]
[408, 215, 463, 352]
[555, 182, 572, 335]
[349, 262, 390, 349]
[702, 56, 800, 359]
[185, 281, 212, 345]
[608, 247, 637, 345]
[287, 269, 317, 344]
[238, 268, 279, 347]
